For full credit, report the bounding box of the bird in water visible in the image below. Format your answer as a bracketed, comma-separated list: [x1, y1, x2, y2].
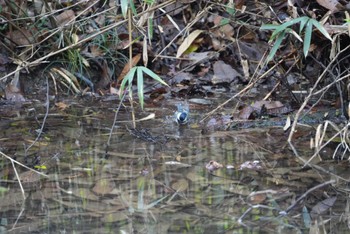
[175, 103, 189, 124]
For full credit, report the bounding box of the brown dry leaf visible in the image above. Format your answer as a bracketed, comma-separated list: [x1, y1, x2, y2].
[212, 60, 240, 84]
[6, 29, 37, 46]
[316, 0, 344, 12]
[117, 54, 141, 82]
[55, 102, 69, 111]
[55, 10, 75, 26]
[176, 30, 203, 58]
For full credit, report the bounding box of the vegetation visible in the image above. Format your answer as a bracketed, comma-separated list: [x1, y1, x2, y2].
[1, 0, 350, 232]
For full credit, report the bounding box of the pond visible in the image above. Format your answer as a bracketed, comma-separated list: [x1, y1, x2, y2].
[0, 97, 349, 233]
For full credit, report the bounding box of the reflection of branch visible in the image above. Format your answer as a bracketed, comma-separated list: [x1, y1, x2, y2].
[0, 151, 48, 177]
[1, 150, 48, 199]
[25, 77, 49, 154]
[238, 180, 336, 225]
[280, 179, 335, 215]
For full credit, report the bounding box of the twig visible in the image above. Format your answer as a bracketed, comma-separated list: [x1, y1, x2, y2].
[0, 151, 48, 178]
[107, 92, 127, 146]
[25, 77, 50, 154]
[10, 159, 25, 199]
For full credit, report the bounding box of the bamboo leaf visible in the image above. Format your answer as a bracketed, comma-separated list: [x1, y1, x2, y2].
[304, 21, 313, 57]
[120, 0, 129, 18]
[299, 17, 309, 34]
[137, 68, 144, 109]
[119, 67, 137, 97]
[140, 67, 169, 86]
[267, 31, 286, 62]
[270, 17, 307, 40]
[310, 19, 332, 41]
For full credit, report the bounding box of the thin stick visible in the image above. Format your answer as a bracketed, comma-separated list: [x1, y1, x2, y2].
[281, 179, 335, 215]
[0, 151, 48, 177]
[25, 77, 50, 154]
[11, 159, 25, 199]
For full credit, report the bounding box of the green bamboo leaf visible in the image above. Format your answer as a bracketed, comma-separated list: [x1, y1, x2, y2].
[303, 21, 313, 57]
[140, 67, 169, 86]
[270, 17, 307, 40]
[260, 24, 280, 30]
[299, 17, 309, 34]
[148, 18, 153, 40]
[267, 31, 286, 62]
[130, 0, 137, 15]
[119, 67, 137, 97]
[310, 19, 332, 41]
[137, 67, 144, 109]
[120, 0, 129, 18]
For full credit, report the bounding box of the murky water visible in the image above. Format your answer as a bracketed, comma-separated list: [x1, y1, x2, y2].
[0, 99, 349, 233]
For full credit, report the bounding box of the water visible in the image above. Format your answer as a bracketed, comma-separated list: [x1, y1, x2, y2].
[0, 99, 348, 233]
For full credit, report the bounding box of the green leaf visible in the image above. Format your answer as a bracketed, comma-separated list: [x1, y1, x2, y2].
[140, 67, 169, 86]
[267, 31, 286, 62]
[299, 17, 309, 34]
[303, 21, 313, 57]
[120, 0, 129, 18]
[130, 0, 137, 15]
[137, 67, 144, 109]
[270, 17, 307, 40]
[225, 2, 235, 16]
[119, 67, 137, 97]
[310, 19, 332, 41]
[148, 18, 153, 40]
[260, 24, 279, 30]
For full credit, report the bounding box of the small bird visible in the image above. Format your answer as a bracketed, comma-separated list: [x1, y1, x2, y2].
[175, 103, 189, 124]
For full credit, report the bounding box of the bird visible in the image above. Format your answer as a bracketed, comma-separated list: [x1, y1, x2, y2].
[175, 103, 189, 124]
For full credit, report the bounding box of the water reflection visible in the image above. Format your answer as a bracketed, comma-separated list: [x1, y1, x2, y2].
[0, 103, 348, 233]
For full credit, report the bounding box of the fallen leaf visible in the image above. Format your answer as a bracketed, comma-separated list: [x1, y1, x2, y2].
[176, 30, 203, 58]
[212, 61, 241, 84]
[316, 0, 344, 13]
[55, 10, 75, 26]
